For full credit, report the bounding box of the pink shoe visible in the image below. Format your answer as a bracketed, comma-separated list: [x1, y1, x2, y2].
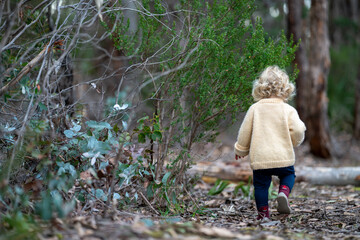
[277, 185, 291, 214]
[257, 206, 270, 220]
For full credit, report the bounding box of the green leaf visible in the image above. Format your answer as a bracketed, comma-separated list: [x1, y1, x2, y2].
[86, 120, 111, 130]
[153, 123, 160, 131]
[152, 131, 162, 141]
[38, 102, 47, 111]
[64, 130, 75, 138]
[234, 182, 244, 196]
[137, 116, 149, 123]
[146, 183, 154, 199]
[162, 172, 171, 186]
[164, 192, 170, 204]
[172, 191, 177, 204]
[35, 193, 52, 220]
[143, 125, 151, 133]
[71, 124, 81, 132]
[138, 133, 146, 143]
[4, 93, 11, 102]
[95, 189, 108, 201]
[113, 124, 119, 133]
[208, 179, 230, 196]
[113, 193, 121, 200]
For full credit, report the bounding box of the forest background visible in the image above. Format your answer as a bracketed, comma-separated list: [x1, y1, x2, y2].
[0, 0, 359, 239]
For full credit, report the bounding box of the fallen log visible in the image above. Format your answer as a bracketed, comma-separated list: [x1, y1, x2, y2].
[189, 161, 360, 186]
[296, 166, 360, 186]
[188, 161, 252, 182]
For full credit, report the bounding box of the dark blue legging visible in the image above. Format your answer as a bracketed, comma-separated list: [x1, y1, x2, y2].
[253, 166, 296, 209]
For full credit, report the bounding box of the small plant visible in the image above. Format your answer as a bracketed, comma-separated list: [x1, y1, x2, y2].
[234, 177, 253, 199]
[208, 179, 230, 196]
[206, 177, 255, 199]
[0, 211, 39, 240]
[268, 182, 278, 200]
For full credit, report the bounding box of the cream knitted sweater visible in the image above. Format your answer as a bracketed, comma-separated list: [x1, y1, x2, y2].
[234, 98, 306, 170]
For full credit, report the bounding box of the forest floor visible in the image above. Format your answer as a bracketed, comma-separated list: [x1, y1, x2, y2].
[40, 181, 360, 240]
[39, 137, 360, 240]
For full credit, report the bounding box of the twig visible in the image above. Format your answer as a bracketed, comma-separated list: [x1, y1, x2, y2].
[0, 40, 63, 97]
[138, 191, 160, 216]
[183, 186, 201, 212]
[105, 149, 122, 216]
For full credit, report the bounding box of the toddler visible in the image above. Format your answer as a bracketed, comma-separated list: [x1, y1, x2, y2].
[234, 66, 306, 220]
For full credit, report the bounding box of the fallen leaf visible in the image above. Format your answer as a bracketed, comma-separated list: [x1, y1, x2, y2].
[80, 170, 92, 180]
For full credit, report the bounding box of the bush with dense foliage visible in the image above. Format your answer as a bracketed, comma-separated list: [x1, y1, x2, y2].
[0, 0, 296, 237]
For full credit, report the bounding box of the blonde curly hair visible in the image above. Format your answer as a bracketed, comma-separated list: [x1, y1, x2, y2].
[252, 66, 295, 102]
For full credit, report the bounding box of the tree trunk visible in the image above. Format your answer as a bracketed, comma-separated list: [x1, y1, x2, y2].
[354, 4, 360, 140]
[307, 0, 333, 158]
[287, 0, 308, 124]
[354, 70, 360, 139]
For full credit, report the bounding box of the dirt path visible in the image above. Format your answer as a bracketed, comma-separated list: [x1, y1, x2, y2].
[44, 182, 360, 240]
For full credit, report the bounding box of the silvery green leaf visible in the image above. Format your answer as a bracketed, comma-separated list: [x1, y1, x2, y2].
[118, 173, 127, 179]
[64, 163, 77, 177]
[4, 124, 15, 132]
[113, 193, 121, 200]
[86, 121, 111, 130]
[122, 121, 128, 130]
[60, 146, 69, 151]
[87, 136, 98, 149]
[71, 124, 81, 132]
[113, 104, 121, 111]
[57, 167, 65, 175]
[64, 130, 75, 138]
[99, 161, 109, 170]
[114, 103, 128, 111]
[82, 152, 93, 158]
[95, 189, 107, 201]
[90, 152, 101, 165]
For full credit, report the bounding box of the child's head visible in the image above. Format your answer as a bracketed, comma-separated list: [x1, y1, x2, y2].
[252, 66, 295, 102]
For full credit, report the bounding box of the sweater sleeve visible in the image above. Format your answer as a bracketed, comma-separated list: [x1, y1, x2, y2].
[234, 107, 254, 156]
[288, 108, 306, 147]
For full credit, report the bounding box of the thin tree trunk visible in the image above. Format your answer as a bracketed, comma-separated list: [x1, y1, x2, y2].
[287, 0, 308, 124]
[307, 0, 333, 158]
[354, 70, 360, 139]
[354, 3, 360, 140]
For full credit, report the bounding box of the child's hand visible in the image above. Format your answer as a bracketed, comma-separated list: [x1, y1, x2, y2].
[235, 154, 244, 160]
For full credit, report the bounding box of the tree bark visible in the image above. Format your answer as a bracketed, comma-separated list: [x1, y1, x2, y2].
[354, 3, 360, 140]
[354, 71, 360, 139]
[287, 0, 308, 124]
[307, 0, 333, 158]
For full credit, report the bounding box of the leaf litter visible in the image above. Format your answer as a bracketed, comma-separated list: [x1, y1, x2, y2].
[37, 180, 360, 240]
[36, 136, 360, 239]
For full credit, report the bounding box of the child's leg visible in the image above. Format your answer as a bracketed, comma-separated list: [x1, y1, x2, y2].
[275, 166, 296, 214]
[253, 169, 272, 218]
[277, 166, 296, 193]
